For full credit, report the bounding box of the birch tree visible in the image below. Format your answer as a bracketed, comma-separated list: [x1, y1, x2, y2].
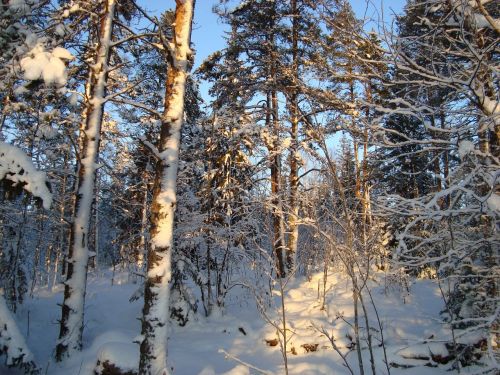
[139, 1, 195, 374]
[56, 0, 118, 360]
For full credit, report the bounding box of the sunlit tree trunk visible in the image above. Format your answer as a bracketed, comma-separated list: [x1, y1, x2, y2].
[270, 89, 286, 278]
[267, 6, 286, 278]
[139, 1, 195, 374]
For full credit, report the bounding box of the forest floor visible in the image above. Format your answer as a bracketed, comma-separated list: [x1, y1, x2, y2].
[2, 269, 481, 374]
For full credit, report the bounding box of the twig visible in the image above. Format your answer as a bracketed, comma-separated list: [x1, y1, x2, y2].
[218, 349, 275, 375]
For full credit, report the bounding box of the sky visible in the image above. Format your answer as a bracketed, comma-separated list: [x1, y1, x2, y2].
[140, 0, 407, 100]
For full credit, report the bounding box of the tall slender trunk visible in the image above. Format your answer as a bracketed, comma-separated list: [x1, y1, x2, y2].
[56, 0, 116, 360]
[352, 284, 365, 375]
[52, 148, 70, 289]
[362, 82, 372, 227]
[206, 240, 213, 315]
[94, 173, 100, 268]
[137, 177, 149, 272]
[286, 0, 299, 273]
[90, 170, 100, 270]
[354, 139, 361, 200]
[30, 211, 45, 296]
[270, 89, 286, 278]
[440, 112, 450, 209]
[348, 72, 361, 203]
[430, 116, 442, 193]
[0, 94, 10, 138]
[139, 1, 195, 374]
[260, 3, 286, 278]
[361, 128, 372, 227]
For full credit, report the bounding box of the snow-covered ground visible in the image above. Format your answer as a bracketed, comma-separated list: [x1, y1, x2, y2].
[1, 270, 475, 374]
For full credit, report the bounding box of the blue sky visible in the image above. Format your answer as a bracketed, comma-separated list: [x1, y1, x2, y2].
[141, 0, 406, 67]
[140, 0, 406, 100]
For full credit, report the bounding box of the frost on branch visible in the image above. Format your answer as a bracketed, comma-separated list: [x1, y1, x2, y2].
[0, 141, 52, 209]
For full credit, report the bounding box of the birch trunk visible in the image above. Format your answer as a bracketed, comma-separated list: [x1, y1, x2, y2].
[56, 0, 116, 360]
[139, 1, 195, 374]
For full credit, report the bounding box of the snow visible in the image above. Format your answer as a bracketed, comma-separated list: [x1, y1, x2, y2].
[0, 294, 35, 368]
[220, 365, 250, 375]
[1, 269, 476, 375]
[55, 24, 66, 36]
[69, 92, 79, 106]
[6, 0, 30, 13]
[51, 46, 74, 60]
[56, 0, 117, 359]
[95, 342, 139, 373]
[13, 85, 28, 95]
[19, 45, 74, 86]
[486, 194, 500, 212]
[458, 140, 475, 159]
[0, 141, 52, 209]
[397, 342, 449, 360]
[142, 1, 195, 373]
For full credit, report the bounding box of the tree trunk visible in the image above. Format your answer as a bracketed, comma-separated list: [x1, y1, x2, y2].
[286, 0, 299, 273]
[270, 89, 286, 278]
[137, 175, 150, 272]
[56, 0, 116, 360]
[362, 82, 372, 227]
[139, 1, 195, 374]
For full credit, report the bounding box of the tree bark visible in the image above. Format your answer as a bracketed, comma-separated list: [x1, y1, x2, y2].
[270, 89, 286, 278]
[139, 1, 195, 374]
[286, 0, 300, 273]
[56, 0, 116, 360]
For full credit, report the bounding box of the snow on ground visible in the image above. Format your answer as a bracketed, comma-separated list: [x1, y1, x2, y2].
[0, 269, 473, 374]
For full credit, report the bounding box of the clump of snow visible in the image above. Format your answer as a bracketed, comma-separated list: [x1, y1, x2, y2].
[35, 124, 59, 140]
[0, 141, 52, 209]
[281, 137, 292, 149]
[51, 46, 74, 60]
[458, 140, 474, 159]
[486, 194, 500, 212]
[13, 85, 29, 95]
[397, 342, 449, 360]
[95, 342, 139, 374]
[19, 45, 74, 86]
[6, 0, 30, 14]
[55, 24, 66, 37]
[0, 294, 37, 371]
[69, 92, 79, 106]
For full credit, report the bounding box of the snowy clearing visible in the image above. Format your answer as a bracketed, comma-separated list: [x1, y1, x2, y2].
[1, 270, 484, 375]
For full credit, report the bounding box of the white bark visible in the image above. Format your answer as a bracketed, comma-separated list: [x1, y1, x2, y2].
[139, 1, 195, 374]
[56, 0, 116, 360]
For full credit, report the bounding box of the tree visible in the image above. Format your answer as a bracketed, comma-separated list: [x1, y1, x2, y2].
[55, 0, 151, 360]
[0, 140, 52, 375]
[376, 0, 499, 369]
[0, 0, 76, 312]
[55, 0, 119, 360]
[139, 1, 196, 373]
